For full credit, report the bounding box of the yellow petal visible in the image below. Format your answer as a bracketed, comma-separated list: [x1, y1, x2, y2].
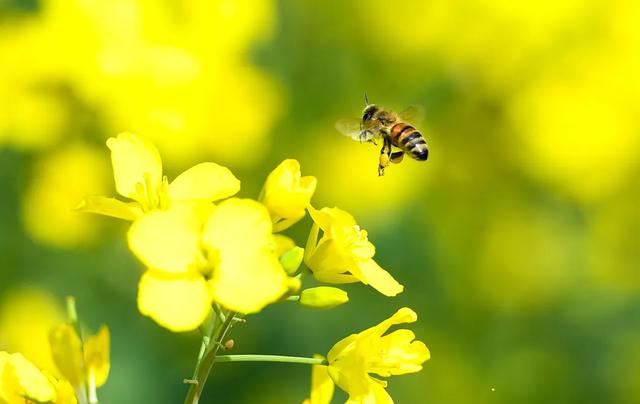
[326, 308, 427, 403]
[306, 205, 336, 233]
[326, 334, 357, 364]
[168, 162, 240, 202]
[372, 330, 430, 376]
[347, 380, 394, 404]
[261, 160, 317, 230]
[307, 206, 375, 261]
[305, 239, 350, 277]
[106, 132, 162, 201]
[128, 209, 202, 274]
[305, 355, 334, 404]
[137, 270, 211, 332]
[75, 196, 143, 221]
[0, 352, 56, 403]
[44, 372, 77, 404]
[84, 325, 110, 387]
[49, 324, 84, 387]
[353, 259, 404, 297]
[202, 198, 288, 313]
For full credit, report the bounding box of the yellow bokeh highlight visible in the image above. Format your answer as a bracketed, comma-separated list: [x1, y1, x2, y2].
[0, 287, 64, 375]
[22, 143, 110, 248]
[0, 0, 282, 167]
[508, 54, 640, 202]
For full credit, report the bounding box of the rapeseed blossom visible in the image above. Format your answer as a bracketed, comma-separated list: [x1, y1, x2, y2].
[260, 159, 317, 232]
[0, 323, 108, 404]
[77, 132, 240, 221]
[0, 352, 69, 404]
[305, 206, 403, 296]
[128, 199, 293, 331]
[306, 308, 429, 404]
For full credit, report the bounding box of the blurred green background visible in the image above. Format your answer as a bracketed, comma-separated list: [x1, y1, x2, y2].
[1, 0, 639, 403]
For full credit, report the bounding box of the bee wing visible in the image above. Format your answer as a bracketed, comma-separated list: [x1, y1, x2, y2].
[398, 105, 425, 123]
[335, 118, 375, 141]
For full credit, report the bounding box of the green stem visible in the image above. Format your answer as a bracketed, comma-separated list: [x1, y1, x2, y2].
[183, 310, 236, 404]
[216, 355, 327, 366]
[285, 295, 300, 301]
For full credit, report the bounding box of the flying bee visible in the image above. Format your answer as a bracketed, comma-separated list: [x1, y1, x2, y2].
[336, 95, 429, 176]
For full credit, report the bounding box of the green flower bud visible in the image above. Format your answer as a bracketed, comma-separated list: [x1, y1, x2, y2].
[279, 246, 304, 275]
[299, 287, 349, 309]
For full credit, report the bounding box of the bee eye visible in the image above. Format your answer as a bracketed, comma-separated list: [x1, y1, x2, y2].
[362, 105, 378, 121]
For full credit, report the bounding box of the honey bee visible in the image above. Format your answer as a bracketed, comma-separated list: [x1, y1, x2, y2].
[336, 95, 429, 176]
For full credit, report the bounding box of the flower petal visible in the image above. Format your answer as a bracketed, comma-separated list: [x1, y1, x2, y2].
[84, 325, 110, 387]
[107, 132, 162, 201]
[261, 160, 317, 230]
[371, 330, 431, 376]
[75, 196, 143, 221]
[307, 205, 337, 233]
[1, 353, 56, 403]
[359, 307, 418, 340]
[353, 259, 404, 297]
[326, 308, 427, 404]
[128, 209, 202, 274]
[49, 324, 84, 387]
[44, 372, 77, 404]
[168, 162, 240, 202]
[305, 355, 334, 404]
[137, 270, 211, 332]
[202, 198, 288, 313]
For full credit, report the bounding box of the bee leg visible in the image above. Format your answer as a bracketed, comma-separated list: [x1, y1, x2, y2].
[378, 138, 391, 176]
[390, 151, 404, 164]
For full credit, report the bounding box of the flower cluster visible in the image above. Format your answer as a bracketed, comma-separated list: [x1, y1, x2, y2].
[0, 313, 109, 404]
[79, 133, 405, 331]
[80, 132, 428, 403]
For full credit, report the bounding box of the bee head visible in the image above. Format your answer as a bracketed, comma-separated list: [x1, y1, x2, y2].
[362, 104, 378, 122]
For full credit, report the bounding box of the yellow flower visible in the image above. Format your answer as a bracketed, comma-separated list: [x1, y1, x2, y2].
[304, 206, 403, 296]
[129, 198, 292, 331]
[0, 352, 57, 404]
[0, 351, 77, 404]
[49, 324, 110, 389]
[77, 132, 240, 220]
[303, 355, 334, 404]
[326, 308, 430, 404]
[260, 159, 317, 232]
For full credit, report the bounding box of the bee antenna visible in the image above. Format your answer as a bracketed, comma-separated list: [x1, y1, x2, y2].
[364, 92, 369, 105]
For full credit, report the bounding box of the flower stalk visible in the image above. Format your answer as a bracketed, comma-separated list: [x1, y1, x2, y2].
[183, 310, 237, 404]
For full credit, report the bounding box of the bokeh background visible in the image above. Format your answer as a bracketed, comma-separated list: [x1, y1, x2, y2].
[1, 0, 639, 403]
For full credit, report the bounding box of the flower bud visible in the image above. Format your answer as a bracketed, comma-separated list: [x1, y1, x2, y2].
[279, 246, 304, 275]
[299, 287, 349, 309]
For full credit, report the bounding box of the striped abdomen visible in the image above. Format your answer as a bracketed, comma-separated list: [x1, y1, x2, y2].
[389, 122, 429, 161]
